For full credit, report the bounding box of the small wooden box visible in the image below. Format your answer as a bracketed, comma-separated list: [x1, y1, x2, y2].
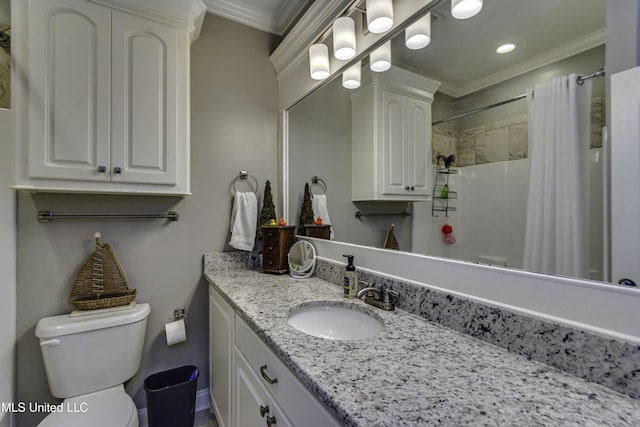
[261, 225, 296, 274]
[304, 224, 331, 240]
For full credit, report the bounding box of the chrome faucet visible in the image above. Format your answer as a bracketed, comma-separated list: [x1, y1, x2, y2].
[356, 282, 399, 311]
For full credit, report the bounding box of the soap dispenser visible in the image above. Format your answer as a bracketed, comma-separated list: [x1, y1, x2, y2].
[342, 255, 358, 298]
[441, 184, 449, 199]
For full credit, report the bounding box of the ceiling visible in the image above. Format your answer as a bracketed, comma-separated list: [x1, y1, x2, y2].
[391, 0, 606, 96]
[202, 0, 313, 36]
[205, 0, 606, 96]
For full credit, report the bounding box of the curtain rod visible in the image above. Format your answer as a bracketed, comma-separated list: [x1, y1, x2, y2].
[432, 67, 606, 126]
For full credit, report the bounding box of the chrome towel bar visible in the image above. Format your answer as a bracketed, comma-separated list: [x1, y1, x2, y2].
[355, 211, 411, 219]
[38, 211, 179, 222]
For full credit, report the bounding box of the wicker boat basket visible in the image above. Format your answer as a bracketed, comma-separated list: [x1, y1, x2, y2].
[68, 232, 136, 310]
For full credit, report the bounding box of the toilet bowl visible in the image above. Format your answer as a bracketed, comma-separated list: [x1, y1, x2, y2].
[35, 303, 151, 427]
[37, 385, 138, 427]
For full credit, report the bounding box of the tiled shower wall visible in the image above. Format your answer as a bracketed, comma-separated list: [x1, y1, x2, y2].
[432, 96, 606, 167]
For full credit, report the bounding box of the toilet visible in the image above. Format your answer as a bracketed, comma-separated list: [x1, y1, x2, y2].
[35, 303, 151, 427]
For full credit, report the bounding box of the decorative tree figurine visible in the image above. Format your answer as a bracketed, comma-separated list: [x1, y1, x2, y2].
[298, 183, 314, 234]
[257, 180, 276, 238]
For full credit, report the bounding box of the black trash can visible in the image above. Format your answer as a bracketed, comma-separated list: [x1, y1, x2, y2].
[144, 365, 199, 427]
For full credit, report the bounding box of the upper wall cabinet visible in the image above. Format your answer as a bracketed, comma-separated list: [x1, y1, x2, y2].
[351, 67, 441, 201]
[13, 0, 206, 195]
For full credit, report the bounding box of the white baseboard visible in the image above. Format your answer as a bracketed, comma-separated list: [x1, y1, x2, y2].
[137, 387, 210, 427]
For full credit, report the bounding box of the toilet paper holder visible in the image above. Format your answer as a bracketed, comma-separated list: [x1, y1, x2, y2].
[161, 307, 188, 333]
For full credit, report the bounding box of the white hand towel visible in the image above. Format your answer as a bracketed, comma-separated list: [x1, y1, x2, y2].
[311, 193, 334, 239]
[229, 191, 258, 251]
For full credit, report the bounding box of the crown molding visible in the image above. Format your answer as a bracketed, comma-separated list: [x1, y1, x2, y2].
[90, 0, 207, 41]
[203, 0, 310, 36]
[361, 66, 442, 101]
[203, 0, 279, 34]
[270, 0, 353, 77]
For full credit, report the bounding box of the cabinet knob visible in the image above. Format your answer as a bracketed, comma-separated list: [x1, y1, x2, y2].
[97, 166, 107, 173]
[266, 415, 277, 426]
[410, 186, 415, 191]
[260, 365, 278, 384]
[113, 167, 122, 174]
[405, 186, 410, 190]
[259, 405, 270, 417]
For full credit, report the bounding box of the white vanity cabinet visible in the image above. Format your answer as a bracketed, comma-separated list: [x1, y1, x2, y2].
[351, 67, 441, 201]
[209, 285, 235, 427]
[208, 286, 341, 427]
[14, 0, 205, 195]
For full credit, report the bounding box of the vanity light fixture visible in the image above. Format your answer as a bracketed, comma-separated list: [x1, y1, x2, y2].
[342, 61, 362, 89]
[370, 40, 391, 72]
[451, 0, 483, 19]
[405, 13, 431, 50]
[333, 16, 357, 60]
[309, 43, 330, 80]
[365, 0, 394, 34]
[496, 43, 515, 54]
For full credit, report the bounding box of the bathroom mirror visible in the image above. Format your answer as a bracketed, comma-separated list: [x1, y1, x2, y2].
[288, 241, 317, 279]
[0, 0, 10, 109]
[287, 0, 610, 282]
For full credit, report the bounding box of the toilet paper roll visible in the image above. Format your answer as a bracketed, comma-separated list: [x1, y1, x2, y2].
[165, 318, 187, 346]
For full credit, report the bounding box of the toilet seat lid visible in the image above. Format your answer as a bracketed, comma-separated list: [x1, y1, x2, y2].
[38, 386, 137, 427]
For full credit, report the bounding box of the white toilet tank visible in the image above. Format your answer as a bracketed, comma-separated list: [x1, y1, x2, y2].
[35, 303, 151, 399]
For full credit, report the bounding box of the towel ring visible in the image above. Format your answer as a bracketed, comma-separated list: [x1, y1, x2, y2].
[232, 170, 259, 194]
[311, 176, 327, 194]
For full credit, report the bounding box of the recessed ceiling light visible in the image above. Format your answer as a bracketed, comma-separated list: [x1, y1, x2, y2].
[496, 43, 515, 54]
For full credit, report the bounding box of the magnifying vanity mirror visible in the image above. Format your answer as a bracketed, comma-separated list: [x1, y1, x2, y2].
[288, 241, 317, 279]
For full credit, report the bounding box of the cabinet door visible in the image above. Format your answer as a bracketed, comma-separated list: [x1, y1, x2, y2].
[28, 0, 111, 181]
[235, 315, 340, 427]
[406, 97, 432, 196]
[380, 89, 407, 196]
[110, 12, 179, 185]
[380, 90, 432, 198]
[210, 287, 235, 427]
[234, 350, 293, 427]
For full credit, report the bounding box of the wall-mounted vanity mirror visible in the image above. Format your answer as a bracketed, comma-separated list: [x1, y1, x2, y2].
[288, 240, 317, 279]
[0, 0, 9, 109]
[287, 0, 609, 282]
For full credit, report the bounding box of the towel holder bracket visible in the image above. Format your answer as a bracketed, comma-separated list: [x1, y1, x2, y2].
[232, 170, 259, 194]
[311, 176, 327, 194]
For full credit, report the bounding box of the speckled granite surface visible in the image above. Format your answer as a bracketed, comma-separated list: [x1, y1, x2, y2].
[203, 254, 640, 426]
[313, 259, 640, 399]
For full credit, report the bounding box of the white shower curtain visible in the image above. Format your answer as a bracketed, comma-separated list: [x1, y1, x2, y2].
[523, 74, 592, 279]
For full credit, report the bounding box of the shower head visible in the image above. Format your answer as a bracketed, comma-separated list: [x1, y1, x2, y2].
[0, 29, 10, 49]
[444, 154, 455, 169]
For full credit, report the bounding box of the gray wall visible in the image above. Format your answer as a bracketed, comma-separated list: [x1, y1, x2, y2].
[15, 13, 280, 426]
[606, 0, 640, 75]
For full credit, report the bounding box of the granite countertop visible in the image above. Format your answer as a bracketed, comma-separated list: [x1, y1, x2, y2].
[205, 268, 640, 426]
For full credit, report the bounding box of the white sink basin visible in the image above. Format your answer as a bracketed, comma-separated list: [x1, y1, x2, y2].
[287, 302, 383, 340]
